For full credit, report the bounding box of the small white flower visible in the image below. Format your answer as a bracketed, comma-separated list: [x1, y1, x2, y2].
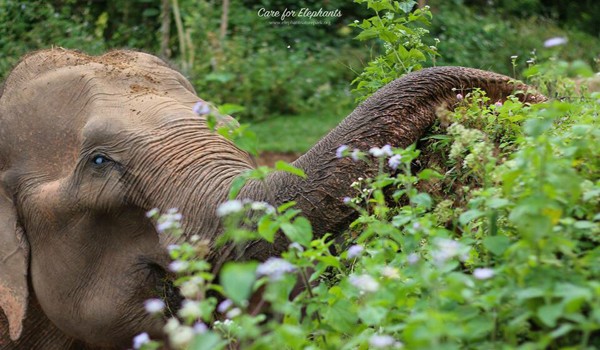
[146, 208, 159, 218]
[369, 334, 395, 348]
[193, 322, 208, 334]
[336, 145, 349, 158]
[369, 144, 393, 157]
[217, 299, 233, 313]
[473, 267, 495, 280]
[178, 300, 202, 319]
[412, 222, 421, 230]
[431, 238, 463, 264]
[180, 279, 201, 299]
[169, 260, 189, 273]
[226, 307, 242, 318]
[163, 318, 180, 334]
[250, 201, 274, 213]
[510, 55, 518, 59]
[144, 298, 165, 314]
[347, 245, 364, 259]
[354, 19, 359, 23]
[388, 154, 402, 170]
[289, 242, 304, 252]
[407, 253, 420, 265]
[343, 196, 352, 204]
[256, 258, 296, 280]
[133, 332, 150, 349]
[216, 200, 244, 217]
[349, 274, 379, 293]
[351, 149, 361, 161]
[544, 36, 568, 48]
[381, 266, 400, 279]
[167, 244, 180, 253]
[193, 101, 211, 115]
[169, 326, 195, 348]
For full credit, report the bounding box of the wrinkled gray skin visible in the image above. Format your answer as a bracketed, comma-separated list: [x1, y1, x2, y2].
[0, 49, 545, 349]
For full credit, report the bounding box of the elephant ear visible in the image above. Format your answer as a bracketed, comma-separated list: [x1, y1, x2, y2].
[0, 185, 29, 341]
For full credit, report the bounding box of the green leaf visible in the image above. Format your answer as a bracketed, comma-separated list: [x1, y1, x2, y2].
[219, 262, 258, 306]
[228, 174, 249, 199]
[189, 331, 226, 350]
[417, 169, 444, 180]
[275, 161, 306, 178]
[358, 305, 388, 325]
[398, 0, 417, 13]
[482, 235, 511, 256]
[410, 193, 432, 209]
[281, 217, 313, 246]
[537, 303, 563, 327]
[258, 216, 278, 243]
[459, 209, 485, 225]
[218, 103, 246, 115]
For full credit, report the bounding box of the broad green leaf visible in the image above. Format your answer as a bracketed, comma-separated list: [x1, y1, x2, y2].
[537, 303, 563, 327]
[281, 217, 313, 246]
[218, 103, 246, 115]
[417, 169, 444, 180]
[358, 305, 388, 325]
[189, 331, 226, 350]
[220, 262, 258, 305]
[483, 235, 511, 256]
[459, 209, 485, 225]
[257, 216, 278, 243]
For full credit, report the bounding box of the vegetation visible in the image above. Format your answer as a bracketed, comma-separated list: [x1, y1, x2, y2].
[1, 0, 598, 125]
[133, 1, 599, 349]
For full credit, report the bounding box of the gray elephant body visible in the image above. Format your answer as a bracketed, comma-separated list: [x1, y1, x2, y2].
[0, 49, 544, 349]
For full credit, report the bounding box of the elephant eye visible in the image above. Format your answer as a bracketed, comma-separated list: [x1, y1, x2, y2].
[91, 154, 110, 166]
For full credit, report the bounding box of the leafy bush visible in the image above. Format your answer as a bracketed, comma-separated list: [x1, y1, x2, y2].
[135, 52, 600, 349]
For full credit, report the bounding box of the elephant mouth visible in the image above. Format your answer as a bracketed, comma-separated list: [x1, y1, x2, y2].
[136, 256, 183, 317]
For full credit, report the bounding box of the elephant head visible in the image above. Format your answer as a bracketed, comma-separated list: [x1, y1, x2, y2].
[0, 48, 545, 349]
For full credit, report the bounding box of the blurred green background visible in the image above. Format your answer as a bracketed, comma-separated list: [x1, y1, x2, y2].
[1, 0, 598, 153]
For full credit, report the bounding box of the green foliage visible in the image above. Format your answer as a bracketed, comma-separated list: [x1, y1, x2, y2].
[350, 0, 439, 101]
[141, 58, 600, 349]
[431, 0, 600, 76]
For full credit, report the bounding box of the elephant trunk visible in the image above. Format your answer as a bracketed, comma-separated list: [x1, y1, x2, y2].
[238, 66, 545, 260]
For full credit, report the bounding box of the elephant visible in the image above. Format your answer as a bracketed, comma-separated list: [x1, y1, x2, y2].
[0, 48, 546, 349]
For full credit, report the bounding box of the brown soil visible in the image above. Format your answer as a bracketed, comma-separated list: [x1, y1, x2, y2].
[256, 151, 302, 167]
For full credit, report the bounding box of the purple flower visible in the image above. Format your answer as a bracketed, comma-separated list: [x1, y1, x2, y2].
[473, 267, 495, 280]
[347, 244, 364, 259]
[456, 93, 463, 100]
[144, 298, 165, 314]
[256, 258, 296, 280]
[388, 154, 402, 170]
[343, 197, 352, 204]
[544, 37, 568, 48]
[351, 149, 361, 162]
[193, 322, 208, 334]
[495, 101, 503, 108]
[193, 101, 211, 115]
[349, 274, 379, 292]
[168, 260, 189, 273]
[369, 334, 396, 348]
[217, 299, 233, 313]
[133, 333, 150, 349]
[369, 145, 393, 158]
[336, 145, 349, 158]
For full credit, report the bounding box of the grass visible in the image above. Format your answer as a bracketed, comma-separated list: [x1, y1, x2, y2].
[249, 108, 352, 153]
